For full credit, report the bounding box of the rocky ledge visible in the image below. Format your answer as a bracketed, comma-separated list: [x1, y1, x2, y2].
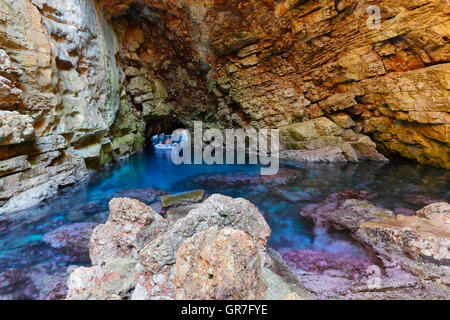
[297, 193, 449, 299]
[65, 194, 449, 300]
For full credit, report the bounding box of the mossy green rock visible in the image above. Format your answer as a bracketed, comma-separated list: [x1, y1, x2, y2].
[161, 190, 205, 208]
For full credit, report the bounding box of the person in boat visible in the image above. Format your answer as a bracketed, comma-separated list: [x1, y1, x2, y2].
[165, 138, 173, 145]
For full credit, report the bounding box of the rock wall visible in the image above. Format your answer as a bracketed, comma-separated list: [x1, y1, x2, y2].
[0, 0, 449, 213]
[98, 0, 449, 168]
[0, 0, 147, 214]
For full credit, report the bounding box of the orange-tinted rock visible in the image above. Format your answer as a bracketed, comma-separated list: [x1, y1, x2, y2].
[174, 227, 267, 300]
[90, 198, 169, 265]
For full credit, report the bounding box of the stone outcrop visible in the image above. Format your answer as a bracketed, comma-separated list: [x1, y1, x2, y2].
[280, 117, 389, 163]
[299, 192, 450, 299]
[356, 203, 450, 279]
[280, 115, 389, 162]
[0, 152, 88, 214]
[174, 227, 267, 300]
[299, 189, 394, 231]
[90, 197, 169, 265]
[132, 194, 271, 300]
[416, 202, 450, 225]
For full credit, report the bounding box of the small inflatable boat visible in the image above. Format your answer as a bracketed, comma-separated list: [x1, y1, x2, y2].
[152, 131, 188, 151]
[154, 143, 177, 151]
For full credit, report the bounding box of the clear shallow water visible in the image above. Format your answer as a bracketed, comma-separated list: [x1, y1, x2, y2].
[0, 147, 449, 299]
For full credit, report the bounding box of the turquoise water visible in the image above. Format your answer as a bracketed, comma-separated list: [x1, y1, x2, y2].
[0, 147, 448, 299]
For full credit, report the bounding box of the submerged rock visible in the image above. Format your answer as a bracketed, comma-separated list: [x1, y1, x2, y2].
[403, 194, 446, 207]
[90, 198, 168, 265]
[0, 265, 68, 300]
[42, 222, 99, 262]
[174, 227, 267, 300]
[192, 169, 301, 189]
[280, 117, 389, 163]
[282, 250, 374, 281]
[326, 189, 377, 202]
[299, 190, 393, 231]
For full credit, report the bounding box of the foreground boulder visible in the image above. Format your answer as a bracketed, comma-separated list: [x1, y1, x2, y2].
[90, 198, 169, 265]
[174, 227, 267, 300]
[132, 194, 271, 300]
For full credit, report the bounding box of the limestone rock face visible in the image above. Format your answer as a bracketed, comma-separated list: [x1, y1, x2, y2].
[0, 152, 88, 214]
[90, 198, 169, 266]
[0, 111, 34, 146]
[280, 117, 389, 163]
[174, 227, 267, 300]
[96, 0, 449, 169]
[0, 0, 148, 214]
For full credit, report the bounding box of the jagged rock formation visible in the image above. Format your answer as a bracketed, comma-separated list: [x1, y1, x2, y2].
[90, 197, 169, 265]
[0, 0, 449, 213]
[174, 227, 267, 300]
[132, 194, 272, 300]
[67, 194, 310, 300]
